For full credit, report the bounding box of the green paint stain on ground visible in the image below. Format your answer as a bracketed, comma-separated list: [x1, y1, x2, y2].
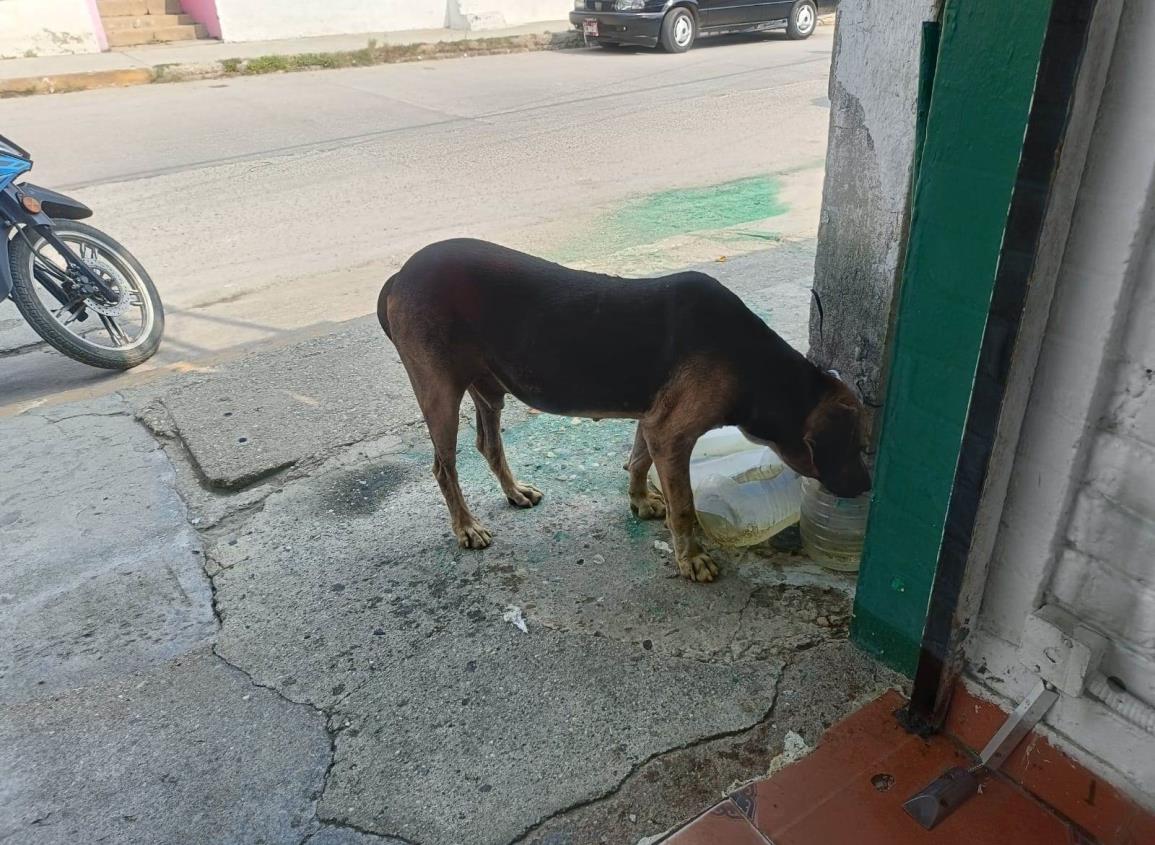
[616, 176, 786, 243]
[454, 413, 637, 499]
[556, 175, 787, 264]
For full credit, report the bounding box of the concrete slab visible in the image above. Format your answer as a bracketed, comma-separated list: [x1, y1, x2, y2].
[206, 402, 846, 844]
[305, 826, 405, 845]
[521, 642, 903, 845]
[442, 410, 853, 664]
[0, 238, 855, 844]
[0, 299, 42, 354]
[135, 317, 419, 488]
[323, 626, 778, 843]
[0, 395, 215, 703]
[206, 421, 819, 703]
[0, 648, 330, 845]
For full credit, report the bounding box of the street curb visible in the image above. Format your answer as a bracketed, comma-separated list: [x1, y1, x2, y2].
[0, 31, 582, 98]
[0, 67, 155, 96]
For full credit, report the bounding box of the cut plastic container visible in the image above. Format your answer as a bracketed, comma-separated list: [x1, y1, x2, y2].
[647, 426, 801, 547]
[694, 466, 802, 547]
[799, 477, 870, 571]
[647, 426, 771, 490]
[685, 426, 756, 460]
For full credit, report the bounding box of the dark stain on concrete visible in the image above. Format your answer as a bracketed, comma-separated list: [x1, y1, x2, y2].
[321, 458, 418, 516]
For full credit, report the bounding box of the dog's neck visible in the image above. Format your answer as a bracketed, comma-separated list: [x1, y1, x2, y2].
[731, 349, 829, 450]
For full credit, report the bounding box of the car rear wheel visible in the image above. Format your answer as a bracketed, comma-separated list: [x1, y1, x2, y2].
[660, 7, 696, 53]
[787, 0, 817, 39]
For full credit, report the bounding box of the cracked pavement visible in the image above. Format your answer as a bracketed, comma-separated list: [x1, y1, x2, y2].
[0, 245, 901, 844]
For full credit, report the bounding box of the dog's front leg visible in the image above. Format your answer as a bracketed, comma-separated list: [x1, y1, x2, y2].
[645, 426, 718, 583]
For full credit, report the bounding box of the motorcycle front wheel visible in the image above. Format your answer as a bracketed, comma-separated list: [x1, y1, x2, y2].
[8, 220, 164, 370]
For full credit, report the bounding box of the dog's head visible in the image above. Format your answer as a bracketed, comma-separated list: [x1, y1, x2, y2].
[777, 378, 872, 499]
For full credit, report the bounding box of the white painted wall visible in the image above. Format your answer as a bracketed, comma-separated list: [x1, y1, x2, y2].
[0, 0, 101, 59]
[967, 0, 1155, 808]
[451, 0, 572, 31]
[214, 0, 447, 42]
[213, 0, 571, 41]
[0, 0, 573, 54]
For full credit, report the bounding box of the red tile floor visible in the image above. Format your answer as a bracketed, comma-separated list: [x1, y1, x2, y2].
[661, 689, 1155, 845]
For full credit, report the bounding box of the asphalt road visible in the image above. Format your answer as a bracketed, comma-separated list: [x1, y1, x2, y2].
[0, 28, 832, 412]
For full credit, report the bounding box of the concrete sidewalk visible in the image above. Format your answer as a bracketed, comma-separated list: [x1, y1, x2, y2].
[0, 244, 901, 844]
[0, 21, 576, 96]
[0, 14, 835, 98]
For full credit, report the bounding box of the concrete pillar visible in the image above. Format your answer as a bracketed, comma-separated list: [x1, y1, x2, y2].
[808, 0, 941, 431]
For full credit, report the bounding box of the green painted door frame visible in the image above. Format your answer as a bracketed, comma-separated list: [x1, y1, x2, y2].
[850, 0, 1055, 675]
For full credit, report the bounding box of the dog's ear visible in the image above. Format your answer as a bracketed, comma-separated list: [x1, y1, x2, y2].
[803, 390, 872, 497]
[804, 396, 862, 475]
[792, 438, 820, 478]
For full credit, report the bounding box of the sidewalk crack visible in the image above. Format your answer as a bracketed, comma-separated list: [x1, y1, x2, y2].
[508, 668, 784, 844]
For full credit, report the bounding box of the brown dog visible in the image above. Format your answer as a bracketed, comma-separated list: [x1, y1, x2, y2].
[379, 239, 870, 582]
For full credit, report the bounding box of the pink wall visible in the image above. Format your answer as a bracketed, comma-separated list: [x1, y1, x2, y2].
[84, 0, 108, 50]
[179, 0, 221, 39]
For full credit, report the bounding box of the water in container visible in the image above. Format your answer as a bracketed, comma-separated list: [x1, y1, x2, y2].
[695, 465, 802, 547]
[646, 426, 801, 547]
[647, 426, 769, 490]
[799, 476, 870, 571]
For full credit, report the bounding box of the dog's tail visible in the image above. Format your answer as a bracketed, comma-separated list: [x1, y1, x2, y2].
[378, 272, 398, 340]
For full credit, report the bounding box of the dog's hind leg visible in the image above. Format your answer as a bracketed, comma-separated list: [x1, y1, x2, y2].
[413, 372, 491, 550]
[469, 384, 543, 509]
[626, 423, 665, 520]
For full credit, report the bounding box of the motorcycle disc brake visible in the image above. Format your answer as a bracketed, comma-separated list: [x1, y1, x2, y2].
[80, 256, 134, 317]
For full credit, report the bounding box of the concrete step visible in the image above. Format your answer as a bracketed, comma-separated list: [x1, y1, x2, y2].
[97, 0, 149, 15]
[102, 14, 197, 31]
[97, 0, 183, 16]
[105, 23, 208, 48]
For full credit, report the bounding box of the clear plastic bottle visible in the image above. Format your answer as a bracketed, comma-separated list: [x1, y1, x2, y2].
[799, 477, 870, 571]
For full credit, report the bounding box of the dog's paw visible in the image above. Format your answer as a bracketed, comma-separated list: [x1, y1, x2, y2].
[506, 482, 543, 509]
[677, 550, 719, 583]
[455, 521, 493, 549]
[630, 490, 666, 520]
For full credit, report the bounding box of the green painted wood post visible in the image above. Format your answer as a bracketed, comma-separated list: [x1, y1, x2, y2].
[851, 0, 1054, 674]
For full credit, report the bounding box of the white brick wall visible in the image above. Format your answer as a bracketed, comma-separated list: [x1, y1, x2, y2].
[968, 0, 1155, 807]
[1048, 229, 1155, 701]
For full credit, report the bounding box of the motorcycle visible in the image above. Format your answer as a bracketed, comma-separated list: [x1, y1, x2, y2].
[1, 134, 163, 369]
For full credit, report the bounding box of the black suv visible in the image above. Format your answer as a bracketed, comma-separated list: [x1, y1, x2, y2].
[570, 0, 833, 53]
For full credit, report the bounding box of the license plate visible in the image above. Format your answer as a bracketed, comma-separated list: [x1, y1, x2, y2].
[583, 19, 599, 37]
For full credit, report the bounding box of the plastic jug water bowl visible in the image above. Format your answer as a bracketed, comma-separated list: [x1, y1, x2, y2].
[799, 477, 870, 572]
[648, 426, 802, 549]
[646, 427, 870, 560]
